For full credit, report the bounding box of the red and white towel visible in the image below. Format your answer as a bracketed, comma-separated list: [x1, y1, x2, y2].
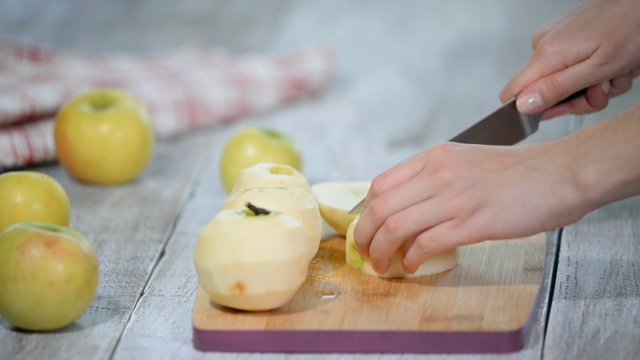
[0, 40, 335, 170]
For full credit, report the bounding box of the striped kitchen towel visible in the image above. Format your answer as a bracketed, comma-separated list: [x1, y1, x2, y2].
[0, 40, 335, 170]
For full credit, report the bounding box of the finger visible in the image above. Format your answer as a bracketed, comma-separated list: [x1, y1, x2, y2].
[499, 42, 575, 104]
[514, 57, 613, 114]
[541, 81, 609, 119]
[609, 74, 634, 98]
[531, 20, 560, 49]
[355, 177, 433, 252]
[367, 196, 454, 274]
[402, 219, 472, 274]
[364, 151, 427, 203]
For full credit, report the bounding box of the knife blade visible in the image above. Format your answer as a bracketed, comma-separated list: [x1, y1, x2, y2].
[348, 90, 584, 215]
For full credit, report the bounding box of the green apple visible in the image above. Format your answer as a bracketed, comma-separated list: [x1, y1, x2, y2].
[0, 171, 71, 233]
[0, 222, 99, 331]
[345, 216, 459, 278]
[194, 204, 310, 311]
[311, 181, 370, 236]
[230, 162, 311, 195]
[55, 88, 154, 185]
[223, 187, 323, 259]
[219, 127, 302, 193]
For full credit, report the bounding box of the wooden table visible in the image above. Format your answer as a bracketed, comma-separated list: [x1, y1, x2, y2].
[1, 1, 638, 359]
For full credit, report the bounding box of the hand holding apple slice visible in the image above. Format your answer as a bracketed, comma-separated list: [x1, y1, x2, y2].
[311, 181, 370, 236]
[194, 203, 311, 311]
[223, 187, 322, 259]
[345, 216, 458, 278]
[230, 162, 311, 195]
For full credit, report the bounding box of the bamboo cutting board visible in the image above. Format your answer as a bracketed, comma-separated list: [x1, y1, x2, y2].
[192, 232, 549, 354]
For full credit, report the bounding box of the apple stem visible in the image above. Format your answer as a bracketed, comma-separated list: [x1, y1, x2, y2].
[245, 202, 271, 216]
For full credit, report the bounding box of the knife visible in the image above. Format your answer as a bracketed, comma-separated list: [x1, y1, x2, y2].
[348, 91, 585, 214]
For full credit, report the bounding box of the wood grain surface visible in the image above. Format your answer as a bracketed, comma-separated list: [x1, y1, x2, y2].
[1, 0, 639, 359]
[191, 233, 548, 353]
[194, 234, 546, 332]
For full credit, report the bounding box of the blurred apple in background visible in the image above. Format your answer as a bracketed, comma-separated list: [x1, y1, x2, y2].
[0, 222, 99, 331]
[54, 88, 154, 185]
[219, 127, 302, 193]
[0, 171, 71, 233]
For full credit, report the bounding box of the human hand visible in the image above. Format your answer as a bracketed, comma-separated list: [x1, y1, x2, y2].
[352, 142, 589, 274]
[500, 0, 640, 119]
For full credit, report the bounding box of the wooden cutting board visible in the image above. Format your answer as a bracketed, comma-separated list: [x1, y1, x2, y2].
[192, 232, 549, 354]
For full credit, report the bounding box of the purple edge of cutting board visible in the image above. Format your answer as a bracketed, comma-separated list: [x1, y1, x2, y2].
[192, 233, 553, 354]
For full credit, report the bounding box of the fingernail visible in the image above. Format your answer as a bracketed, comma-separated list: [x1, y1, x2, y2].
[373, 260, 389, 275]
[601, 81, 610, 95]
[516, 91, 544, 113]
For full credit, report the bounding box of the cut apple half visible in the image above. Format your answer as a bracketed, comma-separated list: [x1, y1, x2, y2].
[310, 181, 370, 236]
[345, 216, 458, 278]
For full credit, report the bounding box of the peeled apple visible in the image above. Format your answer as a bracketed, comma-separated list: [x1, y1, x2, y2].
[345, 216, 458, 278]
[230, 162, 311, 195]
[223, 187, 322, 260]
[194, 205, 311, 311]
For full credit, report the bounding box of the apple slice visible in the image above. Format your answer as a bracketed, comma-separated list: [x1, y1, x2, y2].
[345, 216, 458, 278]
[223, 187, 322, 259]
[230, 162, 311, 195]
[194, 204, 310, 311]
[311, 181, 370, 236]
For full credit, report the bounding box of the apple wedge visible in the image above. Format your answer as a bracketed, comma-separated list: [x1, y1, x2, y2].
[230, 162, 311, 195]
[345, 216, 458, 278]
[311, 181, 370, 236]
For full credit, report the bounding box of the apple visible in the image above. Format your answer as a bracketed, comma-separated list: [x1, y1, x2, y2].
[219, 127, 302, 193]
[230, 162, 311, 195]
[223, 187, 323, 259]
[194, 203, 310, 311]
[0, 222, 99, 331]
[0, 171, 71, 233]
[345, 216, 458, 278]
[311, 181, 370, 236]
[54, 88, 154, 185]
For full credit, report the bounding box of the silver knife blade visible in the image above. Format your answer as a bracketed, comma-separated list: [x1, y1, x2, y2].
[348, 99, 542, 215]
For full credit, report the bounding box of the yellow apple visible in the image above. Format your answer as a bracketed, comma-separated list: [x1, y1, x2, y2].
[311, 181, 370, 236]
[230, 162, 311, 195]
[55, 88, 154, 185]
[219, 127, 302, 193]
[194, 204, 310, 311]
[223, 187, 322, 259]
[0, 171, 71, 233]
[0, 222, 99, 331]
[345, 216, 458, 278]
